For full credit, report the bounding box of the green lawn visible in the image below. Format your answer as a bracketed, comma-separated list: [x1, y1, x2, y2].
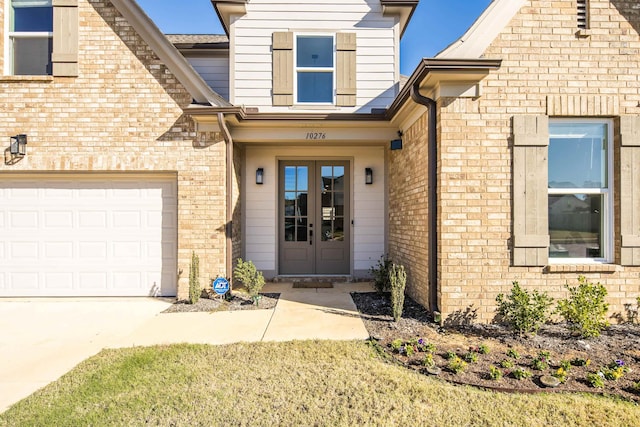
[2, 341, 639, 426]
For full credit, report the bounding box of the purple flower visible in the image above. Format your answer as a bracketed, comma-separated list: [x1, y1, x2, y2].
[418, 338, 425, 345]
[615, 359, 625, 367]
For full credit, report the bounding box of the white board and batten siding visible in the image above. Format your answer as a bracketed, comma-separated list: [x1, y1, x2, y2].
[231, 0, 399, 112]
[244, 146, 386, 278]
[0, 175, 177, 297]
[186, 57, 230, 101]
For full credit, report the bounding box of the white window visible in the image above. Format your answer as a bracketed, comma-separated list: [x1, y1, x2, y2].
[7, 0, 53, 75]
[548, 119, 613, 262]
[295, 35, 335, 104]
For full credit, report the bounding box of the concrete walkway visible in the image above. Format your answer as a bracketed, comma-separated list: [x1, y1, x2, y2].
[0, 282, 372, 412]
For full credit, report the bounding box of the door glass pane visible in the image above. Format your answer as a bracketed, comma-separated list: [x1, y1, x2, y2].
[296, 218, 308, 242]
[549, 123, 608, 189]
[284, 218, 295, 242]
[297, 167, 308, 191]
[321, 220, 332, 241]
[334, 218, 344, 242]
[334, 167, 345, 191]
[284, 167, 296, 191]
[283, 165, 309, 242]
[297, 192, 308, 217]
[549, 194, 603, 258]
[334, 192, 344, 216]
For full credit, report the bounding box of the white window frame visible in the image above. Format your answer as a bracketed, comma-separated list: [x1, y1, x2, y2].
[548, 118, 614, 264]
[293, 33, 336, 105]
[5, 0, 53, 76]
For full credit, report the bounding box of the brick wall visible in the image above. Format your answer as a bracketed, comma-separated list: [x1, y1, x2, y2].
[388, 113, 431, 307]
[0, 0, 228, 298]
[391, 0, 640, 323]
[439, 0, 640, 323]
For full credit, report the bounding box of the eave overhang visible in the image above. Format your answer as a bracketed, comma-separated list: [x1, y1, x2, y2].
[186, 106, 396, 145]
[211, 0, 248, 36]
[387, 58, 502, 121]
[381, 0, 419, 38]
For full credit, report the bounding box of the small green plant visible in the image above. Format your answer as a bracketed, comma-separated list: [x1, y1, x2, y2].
[188, 251, 200, 305]
[553, 367, 569, 383]
[446, 351, 457, 360]
[422, 353, 435, 368]
[496, 281, 553, 336]
[390, 339, 404, 353]
[478, 343, 490, 355]
[511, 367, 532, 380]
[447, 356, 467, 374]
[233, 259, 265, 306]
[602, 360, 628, 381]
[389, 263, 407, 322]
[555, 276, 609, 338]
[559, 360, 572, 371]
[369, 255, 392, 293]
[500, 359, 514, 369]
[633, 381, 640, 393]
[586, 372, 606, 388]
[531, 351, 551, 371]
[489, 365, 503, 381]
[506, 348, 520, 359]
[463, 351, 479, 363]
[571, 357, 591, 367]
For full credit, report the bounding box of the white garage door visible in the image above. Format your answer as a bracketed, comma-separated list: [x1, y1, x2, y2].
[0, 176, 177, 297]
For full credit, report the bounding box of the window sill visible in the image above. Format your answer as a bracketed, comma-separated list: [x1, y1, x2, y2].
[0, 75, 54, 83]
[544, 264, 619, 274]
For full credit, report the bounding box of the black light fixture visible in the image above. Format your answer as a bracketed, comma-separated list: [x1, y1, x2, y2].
[390, 130, 403, 150]
[365, 167, 373, 185]
[256, 167, 264, 185]
[10, 134, 27, 156]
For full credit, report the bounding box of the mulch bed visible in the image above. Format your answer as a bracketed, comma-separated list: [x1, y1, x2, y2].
[352, 292, 640, 403]
[163, 292, 280, 313]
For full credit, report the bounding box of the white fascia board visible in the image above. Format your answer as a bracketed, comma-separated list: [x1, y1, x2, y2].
[110, 0, 230, 106]
[437, 0, 526, 59]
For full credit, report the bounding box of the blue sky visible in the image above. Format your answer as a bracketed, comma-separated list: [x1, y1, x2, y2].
[137, 0, 492, 75]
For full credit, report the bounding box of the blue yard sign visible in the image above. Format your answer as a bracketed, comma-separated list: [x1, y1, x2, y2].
[212, 277, 230, 295]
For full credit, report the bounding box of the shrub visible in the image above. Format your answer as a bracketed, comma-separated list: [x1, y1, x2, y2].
[233, 259, 265, 305]
[369, 255, 392, 293]
[446, 356, 467, 374]
[511, 367, 532, 380]
[188, 251, 200, 305]
[495, 281, 553, 336]
[586, 372, 605, 388]
[500, 359, 514, 369]
[489, 365, 503, 381]
[389, 263, 407, 322]
[555, 276, 609, 338]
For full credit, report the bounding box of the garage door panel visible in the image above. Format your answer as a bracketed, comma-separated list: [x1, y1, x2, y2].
[0, 176, 177, 297]
[44, 273, 74, 290]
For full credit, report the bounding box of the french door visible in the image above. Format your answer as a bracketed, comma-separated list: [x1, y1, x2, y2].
[279, 161, 350, 274]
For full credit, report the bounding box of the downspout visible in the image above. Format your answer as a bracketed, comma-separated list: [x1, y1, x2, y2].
[410, 83, 439, 316]
[217, 113, 234, 288]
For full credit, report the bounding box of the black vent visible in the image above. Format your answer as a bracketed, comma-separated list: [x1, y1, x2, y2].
[577, 0, 589, 29]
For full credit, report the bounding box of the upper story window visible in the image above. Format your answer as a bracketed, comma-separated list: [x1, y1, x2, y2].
[8, 0, 53, 75]
[548, 120, 613, 262]
[295, 35, 335, 104]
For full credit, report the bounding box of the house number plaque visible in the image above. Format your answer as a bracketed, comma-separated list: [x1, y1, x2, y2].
[305, 132, 326, 140]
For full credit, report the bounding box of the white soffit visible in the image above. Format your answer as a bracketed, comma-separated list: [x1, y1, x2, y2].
[437, 0, 526, 59]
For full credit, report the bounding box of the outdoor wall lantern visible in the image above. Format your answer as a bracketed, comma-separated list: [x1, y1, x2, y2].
[10, 134, 27, 157]
[365, 167, 373, 185]
[390, 130, 403, 150]
[256, 167, 264, 185]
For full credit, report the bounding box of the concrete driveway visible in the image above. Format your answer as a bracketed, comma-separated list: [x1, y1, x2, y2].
[0, 298, 172, 412]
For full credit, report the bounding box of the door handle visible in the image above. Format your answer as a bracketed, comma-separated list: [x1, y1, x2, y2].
[309, 229, 313, 245]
